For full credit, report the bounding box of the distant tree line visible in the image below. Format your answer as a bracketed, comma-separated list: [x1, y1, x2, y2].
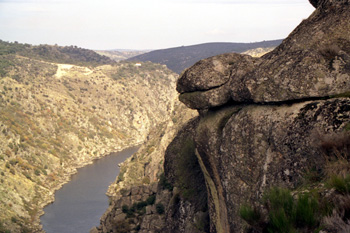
[0, 40, 115, 67]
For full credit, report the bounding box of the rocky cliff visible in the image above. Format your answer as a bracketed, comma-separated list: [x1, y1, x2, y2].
[96, 1, 350, 232]
[0, 44, 180, 232]
[165, 0, 350, 232]
[94, 100, 197, 233]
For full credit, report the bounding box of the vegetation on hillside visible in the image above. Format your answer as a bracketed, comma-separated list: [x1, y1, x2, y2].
[0, 45, 178, 232]
[0, 40, 114, 70]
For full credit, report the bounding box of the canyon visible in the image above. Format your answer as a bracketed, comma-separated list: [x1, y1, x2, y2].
[0, 43, 182, 232]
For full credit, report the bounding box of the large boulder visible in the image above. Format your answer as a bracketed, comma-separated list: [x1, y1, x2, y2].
[230, 0, 350, 103]
[178, 0, 350, 109]
[178, 54, 259, 109]
[166, 0, 350, 232]
[195, 98, 350, 232]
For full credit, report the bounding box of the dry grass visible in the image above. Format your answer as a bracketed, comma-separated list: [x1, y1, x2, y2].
[316, 131, 350, 178]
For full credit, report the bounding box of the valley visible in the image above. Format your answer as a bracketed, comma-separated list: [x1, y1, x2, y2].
[0, 38, 285, 233]
[0, 41, 180, 232]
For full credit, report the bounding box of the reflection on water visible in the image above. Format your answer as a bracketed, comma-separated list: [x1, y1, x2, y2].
[40, 146, 139, 233]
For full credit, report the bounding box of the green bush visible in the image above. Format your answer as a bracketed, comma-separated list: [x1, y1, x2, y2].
[265, 188, 323, 233]
[294, 193, 318, 228]
[34, 169, 41, 176]
[121, 205, 129, 214]
[240, 188, 323, 233]
[263, 188, 295, 233]
[146, 195, 156, 205]
[239, 204, 262, 227]
[11, 216, 17, 223]
[159, 173, 173, 191]
[156, 203, 165, 214]
[135, 201, 147, 210]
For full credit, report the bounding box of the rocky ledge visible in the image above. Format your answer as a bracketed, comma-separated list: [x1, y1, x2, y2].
[178, 0, 350, 110]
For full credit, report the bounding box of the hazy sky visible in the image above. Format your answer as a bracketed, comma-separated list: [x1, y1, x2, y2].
[0, 0, 315, 50]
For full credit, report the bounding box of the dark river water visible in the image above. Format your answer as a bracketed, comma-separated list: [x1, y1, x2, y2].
[40, 146, 139, 233]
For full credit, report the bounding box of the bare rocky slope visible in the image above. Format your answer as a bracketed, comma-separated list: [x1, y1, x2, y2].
[0, 42, 180, 232]
[98, 0, 350, 232]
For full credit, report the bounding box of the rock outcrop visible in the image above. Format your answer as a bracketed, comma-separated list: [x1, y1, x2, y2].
[97, 1, 350, 232]
[163, 0, 350, 233]
[179, 0, 350, 110]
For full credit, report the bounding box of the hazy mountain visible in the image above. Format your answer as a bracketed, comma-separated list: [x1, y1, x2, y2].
[127, 40, 283, 74]
[95, 50, 150, 61]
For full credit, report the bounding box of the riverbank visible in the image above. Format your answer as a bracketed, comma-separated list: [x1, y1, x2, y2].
[34, 144, 141, 232]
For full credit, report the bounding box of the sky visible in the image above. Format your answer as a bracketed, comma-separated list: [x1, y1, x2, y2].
[0, 0, 315, 50]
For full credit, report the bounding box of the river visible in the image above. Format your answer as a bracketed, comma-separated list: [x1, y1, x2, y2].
[40, 146, 139, 233]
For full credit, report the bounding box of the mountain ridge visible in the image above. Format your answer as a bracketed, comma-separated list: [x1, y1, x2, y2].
[127, 40, 283, 74]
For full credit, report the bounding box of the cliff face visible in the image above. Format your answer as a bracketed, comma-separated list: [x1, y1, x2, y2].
[164, 1, 350, 232]
[95, 101, 197, 233]
[96, 1, 350, 232]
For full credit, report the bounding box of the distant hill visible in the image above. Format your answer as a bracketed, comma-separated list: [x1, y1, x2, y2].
[127, 40, 283, 74]
[95, 50, 150, 61]
[0, 40, 114, 68]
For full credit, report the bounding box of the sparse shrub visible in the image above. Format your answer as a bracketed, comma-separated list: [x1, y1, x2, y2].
[136, 201, 147, 210]
[134, 224, 141, 231]
[34, 169, 41, 176]
[9, 158, 19, 166]
[322, 211, 350, 232]
[159, 172, 172, 191]
[156, 203, 164, 214]
[122, 205, 129, 214]
[240, 188, 324, 233]
[146, 194, 156, 205]
[113, 220, 131, 233]
[117, 168, 126, 182]
[320, 44, 340, 61]
[239, 204, 262, 229]
[315, 131, 350, 178]
[10, 168, 15, 175]
[23, 172, 31, 180]
[264, 188, 295, 233]
[327, 175, 350, 194]
[294, 193, 319, 228]
[11, 216, 17, 223]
